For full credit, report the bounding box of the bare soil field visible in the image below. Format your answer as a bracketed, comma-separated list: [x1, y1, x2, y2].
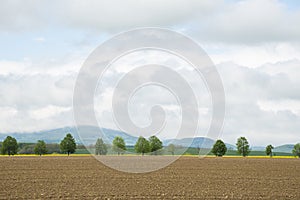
[0, 156, 299, 199]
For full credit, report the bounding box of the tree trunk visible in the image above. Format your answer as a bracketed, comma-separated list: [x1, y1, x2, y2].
[68, 152, 70, 156]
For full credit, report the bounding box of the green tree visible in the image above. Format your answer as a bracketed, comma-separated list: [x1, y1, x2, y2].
[60, 133, 77, 156]
[167, 143, 175, 155]
[112, 136, 126, 155]
[236, 137, 250, 157]
[1, 136, 18, 156]
[149, 136, 163, 155]
[134, 136, 150, 155]
[95, 138, 107, 155]
[211, 139, 227, 157]
[34, 140, 47, 156]
[265, 144, 274, 157]
[292, 143, 300, 158]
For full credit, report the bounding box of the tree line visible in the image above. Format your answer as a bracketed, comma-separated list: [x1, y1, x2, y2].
[95, 136, 164, 155]
[0, 133, 76, 156]
[1, 134, 300, 158]
[212, 137, 300, 157]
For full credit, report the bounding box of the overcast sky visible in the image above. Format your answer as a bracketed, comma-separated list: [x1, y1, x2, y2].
[0, 0, 300, 146]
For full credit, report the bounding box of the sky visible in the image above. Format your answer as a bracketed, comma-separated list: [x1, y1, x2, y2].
[0, 0, 300, 146]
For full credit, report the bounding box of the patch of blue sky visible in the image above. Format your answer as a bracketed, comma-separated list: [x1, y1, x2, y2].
[0, 27, 108, 61]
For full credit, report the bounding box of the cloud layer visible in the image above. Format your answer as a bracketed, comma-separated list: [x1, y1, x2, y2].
[0, 0, 300, 146]
[1, 0, 300, 44]
[1, 56, 300, 146]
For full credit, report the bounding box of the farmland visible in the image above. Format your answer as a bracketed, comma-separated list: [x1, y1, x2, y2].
[0, 156, 299, 199]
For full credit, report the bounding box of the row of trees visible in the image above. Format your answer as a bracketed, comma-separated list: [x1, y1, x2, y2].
[1, 133, 77, 156]
[211, 137, 251, 157]
[209, 137, 300, 158]
[2, 134, 300, 157]
[95, 136, 163, 155]
[135, 136, 163, 155]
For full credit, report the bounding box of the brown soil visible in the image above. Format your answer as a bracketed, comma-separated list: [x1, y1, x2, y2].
[0, 156, 299, 199]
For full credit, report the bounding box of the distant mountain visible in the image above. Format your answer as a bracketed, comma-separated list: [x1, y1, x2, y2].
[248, 145, 294, 153]
[0, 126, 138, 146]
[164, 137, 236, 150]
[251, 146, 266, 151]
[225, 143, 236, 150]
[0, 126, 295, 154]
[229, 145, 294, 153]
[274, 144, 294, 154]
[163, 137, 215, 148]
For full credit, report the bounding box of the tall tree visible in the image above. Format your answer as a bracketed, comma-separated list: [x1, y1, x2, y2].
[265, 144, 274, 157]
[149, 136, 163, 155]
[34, 140, 47, 156]
[134, 136, 150, 155]
[167, 143, 175, 155]
[112, 136, 126, 155]
[211, 139, 227, 157]
[1, 136, 18, 156]
[95, 138, 107, 155]
[60, 133, 77, 156]
[292, 143, 300, 158]
[236, 137, 250, 157]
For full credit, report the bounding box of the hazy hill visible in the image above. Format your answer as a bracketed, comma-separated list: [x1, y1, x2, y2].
[274, 144, 294, 153]
[251, 146, 266, 151]
[0, 126, 138, 146]
[249, 145, 294, 153]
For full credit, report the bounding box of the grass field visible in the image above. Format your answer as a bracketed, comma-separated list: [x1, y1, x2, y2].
[0, 154, 296, 159]
[73, 146, 294, 156]
[0, 146, 296, 158]
[0, 156, 299, 199]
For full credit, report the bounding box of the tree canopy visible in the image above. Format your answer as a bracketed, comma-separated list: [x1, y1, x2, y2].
[265, 144, 274, 157]
[211, 139, 227, 157]
[112, 136, 126, 155]
[60, 133, 77, 156]
[236, 137, 250, 157]
[34, 140, 47, 156]
[292, 143, 300, 158]
[1, 136, 18, 156]
[149, 136, 163, 155]
[95, 138, 107, 155]
[135, 136, 150, 155]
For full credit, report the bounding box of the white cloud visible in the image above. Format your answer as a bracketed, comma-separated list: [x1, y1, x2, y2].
[0, 0, 45, 31]
[29, 105, 71, 120]
[258, 99, 300, 115]
[1, 0, 300, 44]
[0, 106, 18, 117]
[217, 60, 300, 146]
[189, 0, 300, 44]
[0, 0, 220, 32]
[0, 55, 83, 76]
[58, 0, 219, 31]
[208, 43, 300, 68]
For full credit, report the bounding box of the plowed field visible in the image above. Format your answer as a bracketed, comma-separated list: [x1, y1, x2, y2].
[0, 156, 299, 199]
